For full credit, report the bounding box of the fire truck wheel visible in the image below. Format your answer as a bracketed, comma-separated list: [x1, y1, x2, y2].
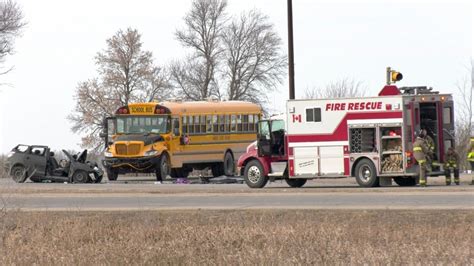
[244, 160, 268, 188]
[106, 168, 118, 181]
[354, 159, 379, 187]
[393, 177, 416, 186]
[285, 178, 307, 188]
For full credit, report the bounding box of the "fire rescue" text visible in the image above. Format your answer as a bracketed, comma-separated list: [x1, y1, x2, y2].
[325, 101, 383, 111]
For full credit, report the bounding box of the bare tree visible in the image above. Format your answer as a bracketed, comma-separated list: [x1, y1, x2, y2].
[304, 78, 366, 99]
[69, 28, 170, 150]
[0, 0, 25, 75]
[170, 56, 219, 100]
[173, 0, 227, 100]
[222, 10, 286, 104]
[454, 59, 473, 170]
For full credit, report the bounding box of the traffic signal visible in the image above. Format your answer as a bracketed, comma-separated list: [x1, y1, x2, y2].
[391, 71, 403, 83]
[386, 67, 403, 85]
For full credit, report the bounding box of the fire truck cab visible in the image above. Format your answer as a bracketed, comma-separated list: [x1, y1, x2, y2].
[237, 85, 455, 188]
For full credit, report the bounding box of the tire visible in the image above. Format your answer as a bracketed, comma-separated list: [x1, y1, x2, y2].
[354, 159, 379, 187]
[94, 173, 103, 183]
[106, 168, 118, 181]
[30, 176, 42, 183]
[211, 164, 224, 177]
[243, 160, 268, 188]
[394, 177, 416, 186]
[156, 153, 170, 181]
[223, 152, 235, 176]
[10, 165, 27, 183]
[285, 178, 307, 188]
[72, 170, 90, 183]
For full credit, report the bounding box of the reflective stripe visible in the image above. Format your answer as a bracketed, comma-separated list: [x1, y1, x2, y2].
[419, 180, 426, 184]
[418, 160, 426, 163]
[413, 147, 422, 151]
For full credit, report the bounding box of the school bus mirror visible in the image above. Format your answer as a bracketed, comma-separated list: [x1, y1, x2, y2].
[99, 132, 107, 138]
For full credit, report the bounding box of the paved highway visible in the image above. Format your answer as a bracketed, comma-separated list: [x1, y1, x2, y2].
[3, 191, 473, 211]
[1, 176, 473, 211]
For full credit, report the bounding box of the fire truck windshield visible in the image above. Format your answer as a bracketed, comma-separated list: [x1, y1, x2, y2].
[271, 120, 285, 132]
[116, 115, 170, 134]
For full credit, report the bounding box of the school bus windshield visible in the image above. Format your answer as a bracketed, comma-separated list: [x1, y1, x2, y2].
[116, 115, 170, 134]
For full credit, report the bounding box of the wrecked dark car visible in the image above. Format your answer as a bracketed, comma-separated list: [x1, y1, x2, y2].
[6, 144, 103, 183]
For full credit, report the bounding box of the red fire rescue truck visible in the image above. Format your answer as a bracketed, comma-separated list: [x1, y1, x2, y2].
[237, 76, 455, 188]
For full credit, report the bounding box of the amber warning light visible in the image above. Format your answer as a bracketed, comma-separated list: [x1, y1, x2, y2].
[386, 66, 403, 85]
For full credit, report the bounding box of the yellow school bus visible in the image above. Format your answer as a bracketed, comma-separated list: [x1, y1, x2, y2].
[102, 101, 262, 181]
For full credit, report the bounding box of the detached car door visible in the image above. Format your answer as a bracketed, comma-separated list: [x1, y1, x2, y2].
[28, 146, 48, 178]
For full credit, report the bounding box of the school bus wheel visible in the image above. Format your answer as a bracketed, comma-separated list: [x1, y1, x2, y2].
[106, 167, 118, 181]
[156, 153, 170, 180]
[223, 151, 235, 176]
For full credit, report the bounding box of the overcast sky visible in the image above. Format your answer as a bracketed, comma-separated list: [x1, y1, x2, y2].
[0, 0, 472, 153]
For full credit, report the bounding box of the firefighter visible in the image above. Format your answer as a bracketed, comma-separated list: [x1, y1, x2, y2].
[422, 129, 435, 168]
[468, 138, 474, 185]
[444, 147, 460, 185]
[413, 130, 429, 187]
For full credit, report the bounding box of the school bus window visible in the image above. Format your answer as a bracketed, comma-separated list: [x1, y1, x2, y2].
[172, 118, 180, 136]
[206, 115, 212, 133]
[224, 115, 230, 132]
[188, 115, 194, 134]
[219, 115, 225, 132]
[213, 115, 218, 132]
[230, 115, 237, 132]
[117, 119, 124, 133]
[194, 115, 201, 133]
[182, 116, 187, 133]
[237, 115, 242, 132]
[249, 114, 254, 131]
[243, 115, 249, 131]
[200, 115, 206, 133]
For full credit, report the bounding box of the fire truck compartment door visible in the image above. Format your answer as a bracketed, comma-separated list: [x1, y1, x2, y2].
[411, 102, 420, 133]
[441, 100, 455, 153]
[294, 147, 318, 175]
[319, 146, 344, 174]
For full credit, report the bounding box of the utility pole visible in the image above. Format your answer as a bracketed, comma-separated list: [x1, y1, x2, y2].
[287, 0, 295, 100]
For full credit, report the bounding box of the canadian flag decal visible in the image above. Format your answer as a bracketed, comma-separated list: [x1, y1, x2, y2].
[292, 114, 302, 123]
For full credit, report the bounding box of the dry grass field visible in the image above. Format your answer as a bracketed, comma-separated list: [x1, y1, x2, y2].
[0, 210, 472, 264]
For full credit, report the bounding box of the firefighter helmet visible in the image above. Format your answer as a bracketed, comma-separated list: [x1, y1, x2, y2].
[416, 129, 426, 138]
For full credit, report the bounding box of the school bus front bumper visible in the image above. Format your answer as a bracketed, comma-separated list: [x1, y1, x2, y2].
[102, 156, 160, 172]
